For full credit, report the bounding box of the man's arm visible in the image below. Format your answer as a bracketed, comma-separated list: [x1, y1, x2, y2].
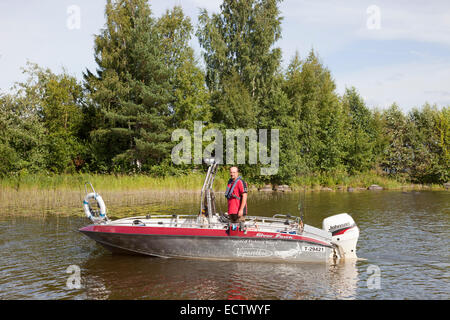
[238, 181, 248, 216]
[238, 193, 247, 216]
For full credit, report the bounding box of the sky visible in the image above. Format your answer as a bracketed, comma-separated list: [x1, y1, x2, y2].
[1, 0, 450, 112]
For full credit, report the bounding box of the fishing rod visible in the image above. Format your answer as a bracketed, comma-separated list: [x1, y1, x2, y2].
[298, 185, 306, 232]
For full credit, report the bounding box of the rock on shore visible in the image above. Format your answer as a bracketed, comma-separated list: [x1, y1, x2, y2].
[274, 185, 292, 192]
[258, 184, 273, 192]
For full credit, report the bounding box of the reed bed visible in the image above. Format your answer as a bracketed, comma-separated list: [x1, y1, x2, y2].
[0, 172, 218, 192]
[0, 187, 204, 217]
[0, 173, 215, 216]
[0, 171, 445, 217]
[289, 171, 445, 191]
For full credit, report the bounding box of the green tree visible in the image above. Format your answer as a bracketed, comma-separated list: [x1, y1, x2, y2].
[282, 52, 319, 175]
[0, 62, 84, 174]
[0, 95, 24, 176]
[156, 6, 211, 131]
[211, 72, 258, 129]
[379, 103, 413, 180]
[84, 0, 172, 172]
[341, 87, 376, 173]
[407, 104, 449, 183]
[261, 82, 298, 183]
[37, 66, 84, 172]
[435, 107, 450, 183]
[282, 50, 346, 175]
[0, 70, 47, 175]
[197, 0, 283, 126]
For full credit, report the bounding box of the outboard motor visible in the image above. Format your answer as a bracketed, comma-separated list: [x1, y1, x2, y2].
[323, 213, 359, 260]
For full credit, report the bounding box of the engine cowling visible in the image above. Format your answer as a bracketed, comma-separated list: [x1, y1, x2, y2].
[323, 213, 359, 260]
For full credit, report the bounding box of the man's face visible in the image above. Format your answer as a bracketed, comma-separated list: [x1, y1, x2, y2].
[229, 167, 238, 180]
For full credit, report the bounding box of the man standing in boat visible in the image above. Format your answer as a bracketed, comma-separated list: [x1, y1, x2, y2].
[225, 166, 248, 222]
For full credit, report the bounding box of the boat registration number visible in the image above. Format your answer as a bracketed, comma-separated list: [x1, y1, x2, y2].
[302, 246, 325, 253]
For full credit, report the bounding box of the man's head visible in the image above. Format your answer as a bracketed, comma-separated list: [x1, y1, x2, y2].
[229, 166, 239, 180]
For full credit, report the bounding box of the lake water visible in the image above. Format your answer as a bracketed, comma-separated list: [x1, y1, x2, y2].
[0, 190, 448, 299]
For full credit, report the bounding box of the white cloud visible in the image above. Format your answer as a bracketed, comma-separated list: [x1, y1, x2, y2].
[1, 0, 449, 112]
[356, 3, 450, 46]
[278, 1, 450, 110]
[280, 0, 450, 51]
[336, 60, 450, 110]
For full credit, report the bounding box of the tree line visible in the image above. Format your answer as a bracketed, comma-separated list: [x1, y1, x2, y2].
[0, 0, 448, 185]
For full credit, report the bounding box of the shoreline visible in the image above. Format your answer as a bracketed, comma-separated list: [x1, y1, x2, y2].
[1, 172, 447, 216]
[1, 172, 447, 191]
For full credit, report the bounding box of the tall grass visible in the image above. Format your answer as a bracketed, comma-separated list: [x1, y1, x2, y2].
[290, 170, 445, 191]
[0, 171, 230, 216]
[0, 170, 445, 216]
[0, 172, 203, 191]
[2, 169, 442, 192]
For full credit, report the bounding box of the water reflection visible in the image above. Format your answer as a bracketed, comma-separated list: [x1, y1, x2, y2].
[327, 261, 359, 299]
[0, 190, 448, 299]
[79, 254, 359, 300]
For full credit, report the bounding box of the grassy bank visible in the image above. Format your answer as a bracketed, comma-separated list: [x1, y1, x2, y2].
[0, 171, 227, 216]
[289, 171, 446, 191]
[1, 170, 446, 192]
[0, 171, 446, 216]
[0, 172, 222, 192]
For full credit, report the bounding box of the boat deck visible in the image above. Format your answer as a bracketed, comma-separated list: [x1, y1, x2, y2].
[97, 214, 332, 244]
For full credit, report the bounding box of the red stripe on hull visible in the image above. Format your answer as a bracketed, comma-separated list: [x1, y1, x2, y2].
[79, 225, 331, 247]
[331, 226, 354, 236]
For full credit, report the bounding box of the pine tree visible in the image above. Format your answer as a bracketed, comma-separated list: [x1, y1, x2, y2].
[84, 0, 172, 172]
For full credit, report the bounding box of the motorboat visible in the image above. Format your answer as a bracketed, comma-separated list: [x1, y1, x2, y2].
[79, 160, 360, 263]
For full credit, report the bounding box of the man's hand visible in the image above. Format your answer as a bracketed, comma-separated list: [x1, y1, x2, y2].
[238, 209, 244, 216]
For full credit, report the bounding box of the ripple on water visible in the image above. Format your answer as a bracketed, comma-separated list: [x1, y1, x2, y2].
[0, 191, 449, 299]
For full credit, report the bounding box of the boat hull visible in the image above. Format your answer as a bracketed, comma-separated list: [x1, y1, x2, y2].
[79, 225, 334, 263]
